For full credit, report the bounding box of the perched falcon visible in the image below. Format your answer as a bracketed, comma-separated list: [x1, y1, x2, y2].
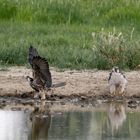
[108, 67, 127, 95]
[26, 46, 52, 99]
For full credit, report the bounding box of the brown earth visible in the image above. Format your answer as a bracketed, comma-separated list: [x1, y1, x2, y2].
[0, 66, 140, 111]
[0, 67, 140, 97]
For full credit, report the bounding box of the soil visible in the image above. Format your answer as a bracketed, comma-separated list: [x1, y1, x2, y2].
[0, 66, 140, 110]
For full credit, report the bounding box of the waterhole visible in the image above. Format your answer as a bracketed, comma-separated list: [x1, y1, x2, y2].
[0, 101, 139, 140]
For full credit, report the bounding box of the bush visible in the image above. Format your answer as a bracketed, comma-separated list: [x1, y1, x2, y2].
[92, 28, 140, 69]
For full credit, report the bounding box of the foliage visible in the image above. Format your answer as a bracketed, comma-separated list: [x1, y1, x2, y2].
[0, 0, 140, 70]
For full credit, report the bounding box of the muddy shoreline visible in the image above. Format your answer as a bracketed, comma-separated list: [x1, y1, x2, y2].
[0, 67, 140, 110]
[0, 86, 140, 111]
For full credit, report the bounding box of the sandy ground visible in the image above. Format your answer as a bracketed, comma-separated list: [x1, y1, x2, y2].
[0, 66, 140, 97]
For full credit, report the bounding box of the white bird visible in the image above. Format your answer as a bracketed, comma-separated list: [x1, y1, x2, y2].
[108, 67, 127, 96]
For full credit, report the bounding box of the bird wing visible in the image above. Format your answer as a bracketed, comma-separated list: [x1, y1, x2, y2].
[108, 72, 112, 82]
[120, 71, 126, 79]
[32, 56, 52, 88]
[29, 46, 39, 66]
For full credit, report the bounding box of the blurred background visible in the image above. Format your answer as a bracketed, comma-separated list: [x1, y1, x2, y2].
[0, 0, 140, 70]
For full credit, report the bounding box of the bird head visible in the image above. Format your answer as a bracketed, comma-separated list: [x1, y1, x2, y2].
[26, 76, 33, 83]
[112, 66, 120, 73]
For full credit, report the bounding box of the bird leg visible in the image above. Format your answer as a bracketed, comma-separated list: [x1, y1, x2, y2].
[40, 90, 46, 100]
[118, 84, 125, 97]
[110, 85, 116, 97]
[34, 92, 40, 99]
[40, 100, 46, 113]
[120, 84, 125, 96]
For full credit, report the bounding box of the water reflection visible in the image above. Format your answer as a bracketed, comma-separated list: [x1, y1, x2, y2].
[29, 100, 51, 140]
[0, 101, 140, 140]
[30, 112, 51, 140]
[108, 102, 126, 135]
[103, 101, 140, 139]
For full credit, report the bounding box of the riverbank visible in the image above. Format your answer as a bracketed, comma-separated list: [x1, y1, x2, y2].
[0, 67, 140, 98]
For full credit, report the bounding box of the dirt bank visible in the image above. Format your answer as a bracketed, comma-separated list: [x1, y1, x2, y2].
[0, 67, 140, 110]
[0, 67, 140, 97]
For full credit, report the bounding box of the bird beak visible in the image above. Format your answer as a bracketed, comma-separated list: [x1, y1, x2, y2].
[26, 76, 30, 82]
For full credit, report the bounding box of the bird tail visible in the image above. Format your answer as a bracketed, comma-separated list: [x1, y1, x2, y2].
[52, 82, 66, 88]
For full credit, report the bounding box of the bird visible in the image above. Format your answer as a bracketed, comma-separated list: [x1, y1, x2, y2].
[26, 46, 52, 99]
[108, 66, 127, 96]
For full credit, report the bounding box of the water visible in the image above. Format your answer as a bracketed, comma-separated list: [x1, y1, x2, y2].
[0, 102, 140, 140]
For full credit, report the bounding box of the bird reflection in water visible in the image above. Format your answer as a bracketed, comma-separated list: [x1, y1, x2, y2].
[108, 102, 126, 135]
[29, 100, 51, 140]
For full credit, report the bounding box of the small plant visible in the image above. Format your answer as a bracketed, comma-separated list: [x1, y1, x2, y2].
[92, 28, 140, 69]
[92, 28, 126, 67]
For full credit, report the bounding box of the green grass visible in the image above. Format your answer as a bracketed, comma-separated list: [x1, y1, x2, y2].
[0, 0, 140, 70]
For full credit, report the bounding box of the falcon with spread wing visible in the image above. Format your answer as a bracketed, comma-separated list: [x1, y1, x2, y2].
[26, 46, 52, 99]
